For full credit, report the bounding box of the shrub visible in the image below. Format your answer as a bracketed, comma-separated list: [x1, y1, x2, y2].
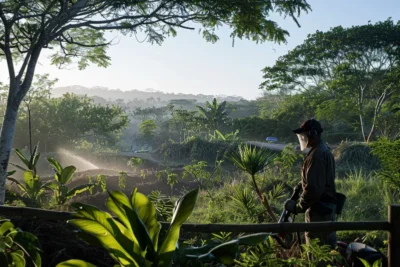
[333, 142, 379, 173]
[370, 138, 400, 192]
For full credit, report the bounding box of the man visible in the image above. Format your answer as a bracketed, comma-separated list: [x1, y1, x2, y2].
[284, 118, 337, 249]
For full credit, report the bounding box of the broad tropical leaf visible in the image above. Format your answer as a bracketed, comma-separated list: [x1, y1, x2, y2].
[70, 203, 140, 265]
[47, 158, 63, 175]
[186, 240, 239, 265]
[184, 233, 273, 265]
[66, 184, 93, 198]
[60, 166, 77, 184]
[56, 259, 97, 267]
[0, 221, 15, 235]
[29, 145, 39, 166]
[13, 231, 42, 267]
[10, 250, 26, 267]
[14, 149, 31, 169]
[158, 188, 199, 266]
[132, 191, 162, 250]
[106, 190, 155, 259]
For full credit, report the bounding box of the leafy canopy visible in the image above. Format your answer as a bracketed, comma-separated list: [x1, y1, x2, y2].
[260, 19, 400, 95]
[0, 0, 311, 85]
[13, 92, 128, 150]
[260, 19, 400, 142]
[197, 98, 229, 130]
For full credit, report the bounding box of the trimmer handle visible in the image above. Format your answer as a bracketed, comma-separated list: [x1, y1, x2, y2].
[278, 183, 303, 223]
[290, 183, 302, 202]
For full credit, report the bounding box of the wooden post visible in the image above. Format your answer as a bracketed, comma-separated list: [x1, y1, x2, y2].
[388, 205, 400, 267]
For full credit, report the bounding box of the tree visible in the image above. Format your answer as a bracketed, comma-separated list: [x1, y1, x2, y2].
[229, 144, 277, 222]
[0, 0, 311, 204]
[20, 74, 57, 154]
[138, 119, 157, 148]
[197, 98, 228, 131]
[261, 19, 400, 142]
[133, 106, 169, 126]
[13, 93, 129, 150]
[169, 108, 201, 142]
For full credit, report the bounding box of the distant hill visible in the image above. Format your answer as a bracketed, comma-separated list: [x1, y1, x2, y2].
[52, 85, 243, 103]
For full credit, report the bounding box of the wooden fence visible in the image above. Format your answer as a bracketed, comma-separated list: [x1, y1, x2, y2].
[0, 205, 399, 267]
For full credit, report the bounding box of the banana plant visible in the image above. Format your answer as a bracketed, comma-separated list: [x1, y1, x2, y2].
[46, 158, 94, 205]
[0, 219, 42, 267]
[209, 129, 240, 142]
[56, 187, 199, 267]
[6, 171, 53, 208]
[11, 145, 40, 177]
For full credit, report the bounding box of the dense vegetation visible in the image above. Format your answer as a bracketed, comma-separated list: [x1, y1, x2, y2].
[0, 0, 399, 266]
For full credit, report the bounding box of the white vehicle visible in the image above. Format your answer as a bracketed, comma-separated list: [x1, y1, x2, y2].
[265, 136, 278, 143]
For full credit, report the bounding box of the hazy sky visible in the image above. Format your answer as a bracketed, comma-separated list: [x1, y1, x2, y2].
[1, 0, 400, 100]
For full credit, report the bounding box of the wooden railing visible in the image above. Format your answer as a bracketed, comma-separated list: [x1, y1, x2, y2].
[0, 205, 399, 266]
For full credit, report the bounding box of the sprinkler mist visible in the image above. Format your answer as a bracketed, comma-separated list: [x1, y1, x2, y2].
[57, 148, 99, 171]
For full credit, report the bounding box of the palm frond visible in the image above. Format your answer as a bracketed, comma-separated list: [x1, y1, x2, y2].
[228, 144, 275, 177]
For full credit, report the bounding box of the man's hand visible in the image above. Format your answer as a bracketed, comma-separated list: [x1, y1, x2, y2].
[284, 199, 303, 214]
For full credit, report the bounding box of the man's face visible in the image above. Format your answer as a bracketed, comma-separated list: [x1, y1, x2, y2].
[296, 133, 309, 151]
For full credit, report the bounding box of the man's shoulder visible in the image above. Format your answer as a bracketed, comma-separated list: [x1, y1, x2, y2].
[309, 142, 333, 159]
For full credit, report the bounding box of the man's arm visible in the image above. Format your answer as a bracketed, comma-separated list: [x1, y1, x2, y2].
[299, 153, 327, 211]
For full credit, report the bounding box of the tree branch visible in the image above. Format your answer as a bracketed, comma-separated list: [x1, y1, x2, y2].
[16, 43, 43, 103]
[60, 33, 109, 48]
[0, 10, 16, 81]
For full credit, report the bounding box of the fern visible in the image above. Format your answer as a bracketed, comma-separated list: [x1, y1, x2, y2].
[148, 190, 174, 221]
[235, 236, 284, 266]
[230, 187, 260, 222]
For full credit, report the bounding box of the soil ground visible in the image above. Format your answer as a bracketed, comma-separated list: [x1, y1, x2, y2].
[69, 168, 198, 209]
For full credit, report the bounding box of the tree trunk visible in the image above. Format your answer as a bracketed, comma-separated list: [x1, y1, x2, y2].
[0, 95, 20, 205]
[366, 89, 393, 143]
[359, 114, 367, 142]
[357, 85, 367, 142]
[27, 105, 32, 155]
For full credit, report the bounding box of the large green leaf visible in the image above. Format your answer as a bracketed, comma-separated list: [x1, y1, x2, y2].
[13, 231, 42, 267]
[60, 166, 77, 185]
[32, 153, 40, 169]
[23, 171, 36, 189]
[10, 250, 26, 267]
[358, 258, 372, 267]
[69, 203, 140, 265]
[22, 171, 43, 200]
[131, 190, 161, 250]
[47, 158, 63, 175]
[184, 233, 273, 264]
[66, 184, 93, 198]
[106, 190, 155, 259]
[186, 239, 239, 265]
[14, 149, 30, 169]
[43, 182, 58, 190]
[0, 221, 15, 236]
[56, 259, 97, 267]
[29, 145, 39, 166]
[158, 188, 199, 267]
